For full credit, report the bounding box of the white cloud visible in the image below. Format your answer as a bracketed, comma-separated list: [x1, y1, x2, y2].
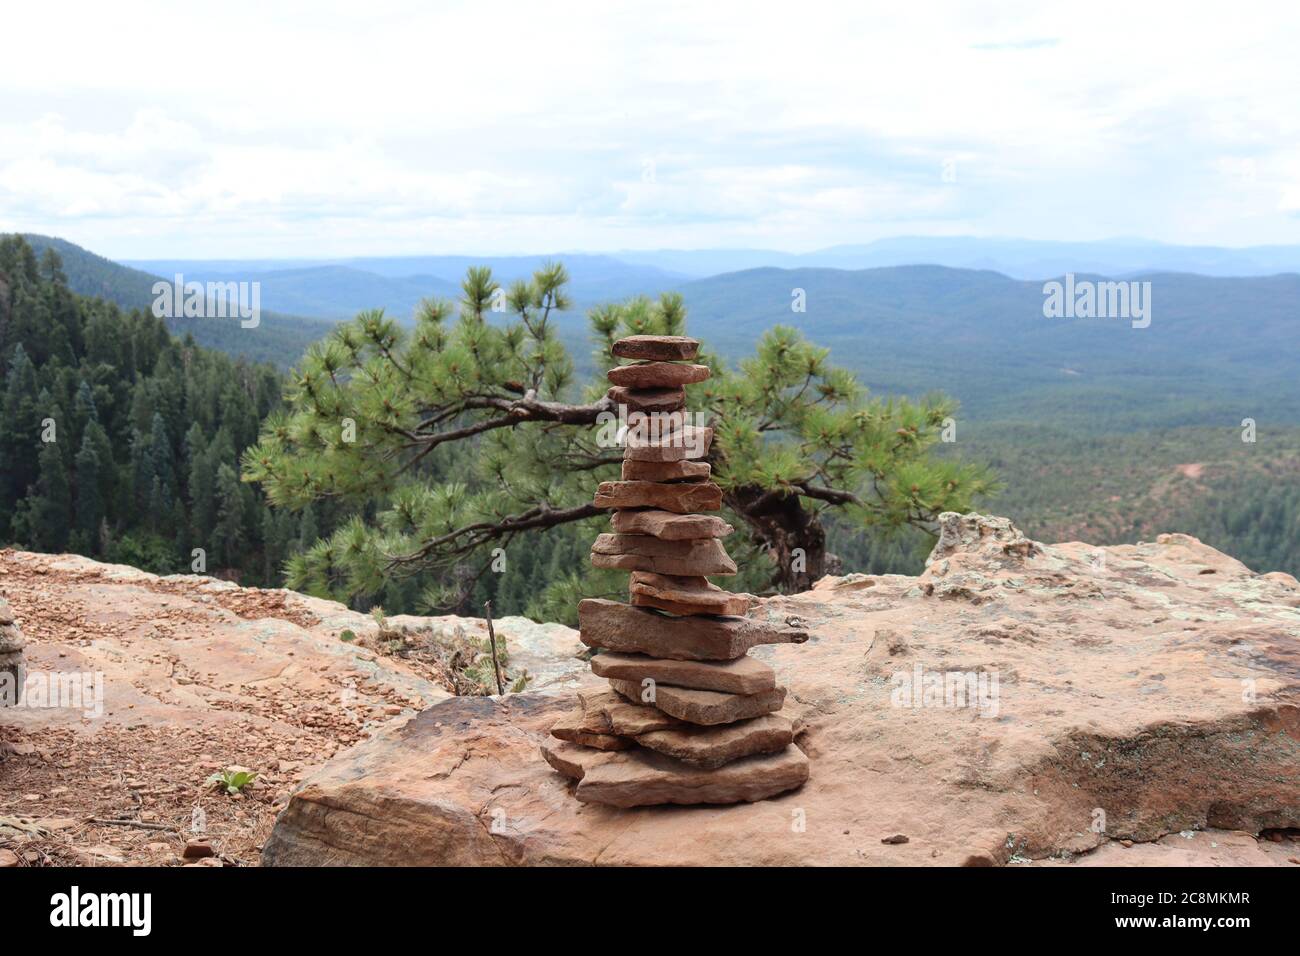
[1, 0, 1298, 255]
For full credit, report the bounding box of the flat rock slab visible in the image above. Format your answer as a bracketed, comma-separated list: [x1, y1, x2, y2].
[612, 335, 700, 362]
[623, 424, 713, 462]
[637, 714, 794, 769]
[541, 737, 809, 807]
[629, 571, 751, 616]
[607, 386, 685, 413]
[594, 480, 722, 514]
[590, 534, 737, 576]
[608, 363, 710, 388]
[590, 650, 776, 695]
[575, 687, 683, 735]
[575, 744, 809, 808]
[609, 678, 787, 725]
[542, 738, 615, 780]
[579, 598, 808, 661]
[611, 510, 733, 541]
[622, 459, 711, 482]
[548, 710, 634, 751]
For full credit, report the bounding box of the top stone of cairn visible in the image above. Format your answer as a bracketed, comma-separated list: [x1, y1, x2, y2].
[611, 335, 700, 362]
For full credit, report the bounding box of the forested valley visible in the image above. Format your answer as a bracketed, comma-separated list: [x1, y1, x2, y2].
[2, 234, 1297, 629]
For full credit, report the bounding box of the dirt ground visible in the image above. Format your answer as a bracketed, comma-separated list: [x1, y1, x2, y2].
[0, 549, 450, 867]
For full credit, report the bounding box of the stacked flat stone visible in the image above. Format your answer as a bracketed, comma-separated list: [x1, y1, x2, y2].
[0, 598, 25, 708]
[541, 335, 811, 807]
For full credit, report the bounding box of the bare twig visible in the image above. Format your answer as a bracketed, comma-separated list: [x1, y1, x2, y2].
[483, 601, 505, 696]
[88, 818, 177, 832]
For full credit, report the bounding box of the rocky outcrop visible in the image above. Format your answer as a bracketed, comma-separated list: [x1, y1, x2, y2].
[0, 549, 588, 866]
[263, 514, 1300, 866]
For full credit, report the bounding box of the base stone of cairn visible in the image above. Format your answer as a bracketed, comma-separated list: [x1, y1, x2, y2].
[541, 334, 811, 807]
[0, 598, 25, 708]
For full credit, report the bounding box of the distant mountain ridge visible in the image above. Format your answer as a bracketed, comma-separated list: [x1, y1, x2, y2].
[13, 235, 1300, 430]
[123, 253, 687, 322]
[613, 237, 1300, 280]
[676, 264, 1300, 426]
[16, 234, 335, 367]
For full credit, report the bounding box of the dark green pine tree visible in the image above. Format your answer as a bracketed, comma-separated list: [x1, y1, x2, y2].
[73, 431, 102, 554]
[185, 423, 215, 542]
[211, 463, 247, 568]
[0, 235, 298, 585]
[27, 437, 73, 552]
[82, 420, 117, 527]
[72, 379, 98, 448]
[128, 427, 152, 514]
[147, 412, 175, 534]
[0, 345, 41, 534]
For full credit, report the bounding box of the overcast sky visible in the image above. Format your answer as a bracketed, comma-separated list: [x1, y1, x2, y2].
[2, 0, 1298, 257]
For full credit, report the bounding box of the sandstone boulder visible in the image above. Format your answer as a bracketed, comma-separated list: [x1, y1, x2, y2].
[264, 516, 1300, 866]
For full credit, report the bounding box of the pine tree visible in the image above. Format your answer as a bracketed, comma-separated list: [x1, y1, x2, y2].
[245, 263, 995, 609]
[73, 431, 102, 552]
[212, 463, 246, 570]
[185, 423, 215, 541]
[27, 439, 73, 551]
[0, 235, 296, 587]
[0, 345, 41, 534]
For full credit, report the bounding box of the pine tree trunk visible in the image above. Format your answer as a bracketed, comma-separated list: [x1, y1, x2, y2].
[727, 486, 834, 593]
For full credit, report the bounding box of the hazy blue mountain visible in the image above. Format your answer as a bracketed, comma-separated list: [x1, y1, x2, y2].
[20, 236, 1300, 431]
[677, 265, 1300, 427]
[17, 235, 335, 367]
[115, 263, 460, 323]
[615, 237, 1300, 280]
[123, 253, 686, 322]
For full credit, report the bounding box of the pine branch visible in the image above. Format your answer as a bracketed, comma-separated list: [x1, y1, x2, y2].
[388, 501, 602, 568]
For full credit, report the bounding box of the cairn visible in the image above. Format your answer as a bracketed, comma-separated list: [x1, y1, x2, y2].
[542, 335, 810, 807]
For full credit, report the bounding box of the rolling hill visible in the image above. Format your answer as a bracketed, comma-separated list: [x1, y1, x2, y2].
[17, 235, 336, 368]
[677, 265, 1300, 428]
[122, 254, 685, 322]
[615, 237, 1300, 280]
